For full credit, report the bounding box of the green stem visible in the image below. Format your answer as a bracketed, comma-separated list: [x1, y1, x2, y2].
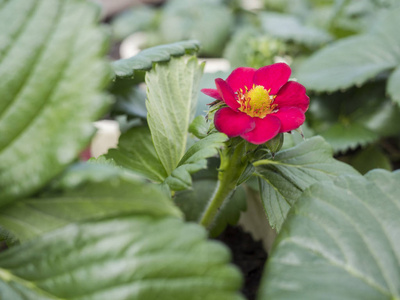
[253, 158, 277, 167]
[199, 141, 248, 229]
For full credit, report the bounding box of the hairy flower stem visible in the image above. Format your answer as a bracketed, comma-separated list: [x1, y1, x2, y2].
[199, 141, 249, 229]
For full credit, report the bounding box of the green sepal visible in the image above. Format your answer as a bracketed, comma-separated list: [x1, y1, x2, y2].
[264, 133, 284, 157]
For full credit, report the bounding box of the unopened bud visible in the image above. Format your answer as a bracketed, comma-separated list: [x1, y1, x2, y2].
[265, 133, 284, 157]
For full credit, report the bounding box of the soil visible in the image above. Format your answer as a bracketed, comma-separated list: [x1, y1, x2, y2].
[216, 225, 267, 300]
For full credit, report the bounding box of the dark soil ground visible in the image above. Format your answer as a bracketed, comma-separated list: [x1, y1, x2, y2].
[216, 226, 267, 300]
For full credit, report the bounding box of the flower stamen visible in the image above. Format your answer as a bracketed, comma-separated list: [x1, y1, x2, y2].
[237, 85, 277, 118]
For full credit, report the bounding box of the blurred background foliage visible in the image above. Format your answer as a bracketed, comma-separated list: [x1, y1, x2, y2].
[106, 0, 400, 177]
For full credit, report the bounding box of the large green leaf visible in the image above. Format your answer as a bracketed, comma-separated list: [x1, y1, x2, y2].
[350, 145, 392, 174]
[146, 56, 204, 175]
[106, 127, 226, 192]
[259, 12, 332, 47]
[106, 126, 167, 182]
[0, 164, 180, 243]
[111, 5, 157, 41]
[258, 170, 400, 300]
[254, 136, 359, 231]
[112, 40, 200, 79]
[158, 0, 233, 56]
[307, 83, 400, 152]
[0, 217, 244, 300]
[359, 97, 400, 137]
[297, 7, 400, 94]
[387, 65, 400, 105]
[110, 79, 148, 118]
[320, 122, 379, 153]
[164, 133, 227, 191]
[0, 0, 111, 205]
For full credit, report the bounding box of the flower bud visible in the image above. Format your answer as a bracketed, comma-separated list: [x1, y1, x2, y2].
[265, 133, 284, 157]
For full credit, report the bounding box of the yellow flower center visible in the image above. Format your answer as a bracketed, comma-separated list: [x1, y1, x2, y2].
[237, 85, 277, 118]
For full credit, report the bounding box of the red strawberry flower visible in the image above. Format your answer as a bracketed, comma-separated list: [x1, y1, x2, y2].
[202, 63, 309, 144]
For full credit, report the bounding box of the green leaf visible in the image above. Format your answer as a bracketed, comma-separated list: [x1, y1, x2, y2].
[107, 111, 220, 193]
[0, 164, 181, 243]
[350, 145, 392, 174]
[307, 83, 400, 152]
[321, 122, 379, 153]
[297, 35, 394, 92]
[259, 12, 332, 47]
[258, 170, 400, 300]
[164, 133, 227, 191]
[356, 97, 400, 137]
[146, 56, 204, 175]
[0, 0, 111, 206]
[158, 0, 233, 56]
[112, 40, 200, 79]
[197, 71, 229, 117]
[255, 136, 359, 231]
[0, 217, 244, 300]
[110, 79, 147, 118]
[297, 7, 400, 93]
[87, 155, 118, 166]
[387, 65, 400, 105]
[106, 126, 167, 182]
[281, 124, 314, 150]
[237, 163, 256, 186]
[111, 5, 157, 41]
[189, 115, 209, 139]
[223, 27, 260, 69]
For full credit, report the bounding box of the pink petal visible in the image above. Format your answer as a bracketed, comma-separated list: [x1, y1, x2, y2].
[241, 115, 281, 145]
[273, 107, 305, 133]
[215, 78, 240, 110]
[226, 67, 256, 93]
[214, 107, 255, 137]
[253, 63, 291, 95]
[274, 81, 309, 112]
[201, 88, 222, 100]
